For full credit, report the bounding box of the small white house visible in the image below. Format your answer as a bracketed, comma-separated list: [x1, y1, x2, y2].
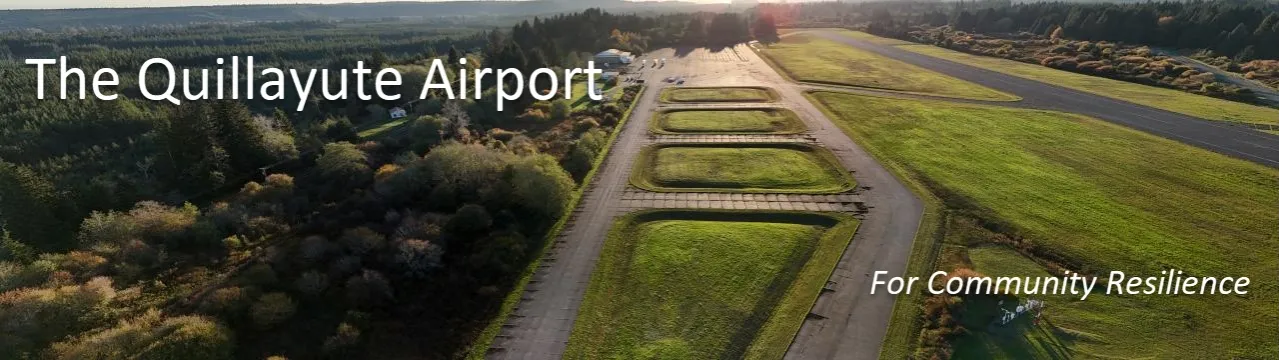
[389, 107, 407, 119]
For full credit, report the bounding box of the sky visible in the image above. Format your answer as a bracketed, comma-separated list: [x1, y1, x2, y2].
[0, 0, 736, 10]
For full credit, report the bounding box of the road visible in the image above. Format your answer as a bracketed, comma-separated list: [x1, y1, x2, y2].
[809, 30, 1279, 167]
[487, 44, 925, 360]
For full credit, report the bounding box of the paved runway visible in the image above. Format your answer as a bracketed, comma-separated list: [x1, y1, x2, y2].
[809, 30, 1279, 167]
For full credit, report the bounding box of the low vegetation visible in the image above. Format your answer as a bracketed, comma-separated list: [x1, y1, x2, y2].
[630, 143, 854, 193]
[759, 32, 1016, 101]
[565, 209, 858, 360]
[650, 108, 806, 134]
[660, 87, 778, 103]
[899, 27, 1268, 104]
[807, 91, 1277, 359]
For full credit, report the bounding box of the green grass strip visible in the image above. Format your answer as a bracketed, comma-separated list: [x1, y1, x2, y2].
[649, 108, 807, 135]
[660, 86, 779, 103]
[564, 209, 859, 360]
[629, 143, 856, 194]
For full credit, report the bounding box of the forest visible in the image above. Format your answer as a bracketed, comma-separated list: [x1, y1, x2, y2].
[0, 7, 772, 359]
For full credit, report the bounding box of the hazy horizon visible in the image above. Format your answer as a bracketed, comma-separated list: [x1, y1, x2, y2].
[0, 0, 739, 11]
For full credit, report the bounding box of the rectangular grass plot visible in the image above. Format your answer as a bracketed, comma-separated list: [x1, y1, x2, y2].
[630, 143, 855, 193]
[660, 86, 778, 103]
[565, 210, 859, 360]
[651, 108, 806, 134]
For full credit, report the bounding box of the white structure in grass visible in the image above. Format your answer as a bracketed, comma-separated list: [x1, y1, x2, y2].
[998, 298, 1045, 326]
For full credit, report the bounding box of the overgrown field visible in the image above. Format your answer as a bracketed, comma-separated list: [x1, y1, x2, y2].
[651, 108, 806, 134]
[759, 32, 1016, 101]
[885, 41, 1277, 125]
[660, 87, 778, 103]
[806, 91, 1278, 359]
[630, 143, 854, 193]
[565, 210, 859, 360]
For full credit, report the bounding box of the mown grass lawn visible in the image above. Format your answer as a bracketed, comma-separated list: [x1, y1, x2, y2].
[807, 91, 1278, 359]
[758, 33, 1016, 101]
[652, 108, 806, 134]
[631, 143, 854, 193]
[565, 210, 859, 360]
[661, 86, 777, 103]
[888, 42, 1277, 125]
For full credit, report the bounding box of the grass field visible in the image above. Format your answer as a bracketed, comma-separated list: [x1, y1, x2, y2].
[883, 42, 1277, 125]
[630, 143, 855, 193]
[651, 108, 807, 134]
[564, 210, 859, 360]
[661, 86, 777, 103]
[758, 32, 1017, 101]
[806, 91, 1278, 359]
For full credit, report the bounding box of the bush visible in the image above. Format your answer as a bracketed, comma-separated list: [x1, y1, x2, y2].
[250, 292, 296, 329]
[294, 271, 329, 297]
[507, 154, 575, 220]
[345, 270, 393, 307]
[573, 118, 601, 133]
[340, 227, 386, 256]
[393, 239, 443, 278]
[550, 100, 571, 122]
[449, 204, 493, 235]
[238, 263, 278, 287]
[322, 322, 362, 355]
[50, 310, 234, 360]
[0, 278, 117, 357]
[298, 235, 333, 264]
[200, 286, 249, 317]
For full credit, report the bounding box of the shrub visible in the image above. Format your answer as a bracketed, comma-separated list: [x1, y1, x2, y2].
[550, 100, 571, 122]
[573, 118, 601, 133]
[469, 232, 527, 279]
[200, 286, 249, 317]
[507, 154, 575, 220]
[329, 255, 362, 279]
[0, 278, 116, 357]
[250, 292, 296, 329]
[393, 239, 444, 278]
[238, 263, 278, 287]
[298, 235, 333, 264]
[322, 322, 362, 355]
[449, 204, 493, 235]
[50, 310, 234, 360]
[295, 271, 329, 297]
[340, 227, 386, 256]
[345, 270, 393, 307]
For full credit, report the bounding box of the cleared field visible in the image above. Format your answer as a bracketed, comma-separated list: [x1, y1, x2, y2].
[651, 108, 806, 134]
[758, 33, 1017, 101]
[630, 143, 854, 193]
[806, 91, 1277, 359]
[888, 42, 1277, 125]
[565, 210, 859, 360]
[660, 86, 777, 103]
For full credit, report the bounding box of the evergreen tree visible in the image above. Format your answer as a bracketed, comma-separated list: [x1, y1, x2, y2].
[212, 100, 275, 174]
[0, 160, 72, 252]
[753, 14, 780, 44]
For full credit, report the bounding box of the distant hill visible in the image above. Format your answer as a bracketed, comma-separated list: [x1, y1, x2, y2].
[0, 0, 706, 31]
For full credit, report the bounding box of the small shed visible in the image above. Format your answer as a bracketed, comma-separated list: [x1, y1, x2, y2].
[389, 107, 408, 119]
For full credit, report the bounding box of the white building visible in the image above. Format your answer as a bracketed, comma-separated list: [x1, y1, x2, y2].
[593, 49, 634, 68]
[389, 107, 407, 119]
